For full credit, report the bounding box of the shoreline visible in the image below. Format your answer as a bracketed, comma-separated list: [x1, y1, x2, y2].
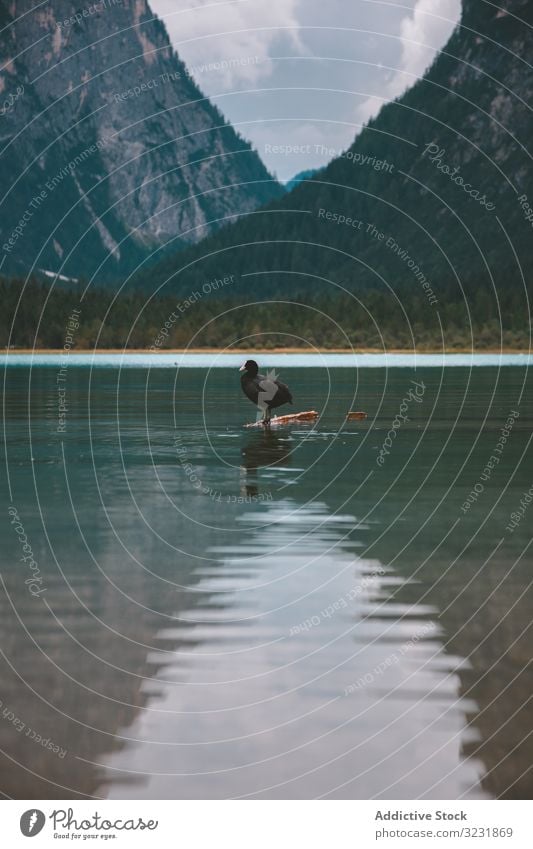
[3, 347, 531, 355]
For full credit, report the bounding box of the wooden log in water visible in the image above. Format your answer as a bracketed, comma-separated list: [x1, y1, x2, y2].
[346, 411, 368, 420]
[244, 410, 319, 428]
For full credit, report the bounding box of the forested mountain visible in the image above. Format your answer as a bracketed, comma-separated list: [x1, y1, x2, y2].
[0, 0, 281, 281]
[134, 0, 533, 319]
[3, 0, 532, 350]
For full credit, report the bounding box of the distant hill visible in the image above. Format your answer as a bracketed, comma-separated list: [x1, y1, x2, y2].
[0, 0, 282, 281]
[133, 0, 533, 319]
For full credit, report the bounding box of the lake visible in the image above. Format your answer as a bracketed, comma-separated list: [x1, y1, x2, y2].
[1, 356, 532, 799]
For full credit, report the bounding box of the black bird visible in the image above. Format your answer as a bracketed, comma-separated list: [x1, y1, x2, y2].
[239, 360, 293, 423]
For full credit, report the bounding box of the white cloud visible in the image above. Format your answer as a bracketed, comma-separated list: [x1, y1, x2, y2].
[150, 0, 304, 89]
[149, 0, 461, 180]
[357, 0, 460, 124]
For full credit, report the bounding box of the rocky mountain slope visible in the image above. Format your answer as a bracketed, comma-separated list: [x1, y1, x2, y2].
[136, 0, 533, 322]
[0, 0, 282, 280]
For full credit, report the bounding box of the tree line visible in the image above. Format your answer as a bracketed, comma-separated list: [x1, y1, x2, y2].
[1, 277, 529, 351]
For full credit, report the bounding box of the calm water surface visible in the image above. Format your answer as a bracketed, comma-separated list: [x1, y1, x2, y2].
[1, 359, 532, 799]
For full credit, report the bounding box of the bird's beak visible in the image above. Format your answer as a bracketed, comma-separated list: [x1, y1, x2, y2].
[239, 363, 246, 371]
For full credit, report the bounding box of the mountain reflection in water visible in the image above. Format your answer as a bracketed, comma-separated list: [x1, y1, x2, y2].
[1, 364, 531, 798]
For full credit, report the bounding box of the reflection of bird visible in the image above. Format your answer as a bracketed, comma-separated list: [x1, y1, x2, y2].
[239, 360, 293, 423]
[242, 431, 292, 471]
[240, 431, 292, 497]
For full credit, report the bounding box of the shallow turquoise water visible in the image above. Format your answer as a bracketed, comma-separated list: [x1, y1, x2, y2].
[1, 362, 532, 799]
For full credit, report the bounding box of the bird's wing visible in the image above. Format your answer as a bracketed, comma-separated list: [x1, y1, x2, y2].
[275, 379, 293, 403]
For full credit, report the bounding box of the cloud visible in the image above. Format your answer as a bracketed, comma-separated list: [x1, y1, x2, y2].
[150, 0, 304, 89]
[357, 0, 460, 124]
[149, 0, 461, 180]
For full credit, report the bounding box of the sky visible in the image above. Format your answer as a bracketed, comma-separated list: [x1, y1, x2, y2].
[149, 0, 461, 182]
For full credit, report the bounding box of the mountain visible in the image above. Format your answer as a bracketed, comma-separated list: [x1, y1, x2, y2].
[135, 0, 533, 327]
[284, 169, 321, 192]
[0, 0, 282, 281]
